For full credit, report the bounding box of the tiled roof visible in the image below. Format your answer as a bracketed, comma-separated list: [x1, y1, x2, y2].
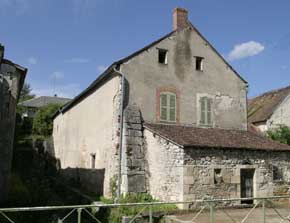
[144, 123, 290, 151]
[248, 85, 290, 123]
[19, 96, 71, 108]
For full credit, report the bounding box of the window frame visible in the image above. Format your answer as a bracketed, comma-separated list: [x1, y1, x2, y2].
[158, 48, 168, 65]
[159, 92, 177, 123]
[198, 96, 214, 127]
[195, 56, 204, 71]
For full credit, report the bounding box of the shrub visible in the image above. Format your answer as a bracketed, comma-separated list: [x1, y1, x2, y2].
[32, 103, 61, 136]
[267, 125, 290, 145]
[100, 193, 177, 223]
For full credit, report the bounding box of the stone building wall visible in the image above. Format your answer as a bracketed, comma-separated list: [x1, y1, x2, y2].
[144, 129, 184, 202]
[183, 148, 290, 203]
[0, 56, 26, 203]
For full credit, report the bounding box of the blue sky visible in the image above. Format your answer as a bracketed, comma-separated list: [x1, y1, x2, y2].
[1, 0, 290, 98]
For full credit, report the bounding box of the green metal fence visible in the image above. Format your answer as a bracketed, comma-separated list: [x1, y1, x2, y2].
[1, 195, 290, 223]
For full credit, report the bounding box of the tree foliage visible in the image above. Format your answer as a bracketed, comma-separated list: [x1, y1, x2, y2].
[19, 82, 35, 102]
[32, 103, 62, 136]
[267, 125, 290, 145]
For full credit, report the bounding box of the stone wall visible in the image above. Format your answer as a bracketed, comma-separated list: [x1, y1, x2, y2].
[0, 58, 25, 204]
[183, 148, 290, 204]
[121, 104, 147, 194]
[144, 129, 184, 202]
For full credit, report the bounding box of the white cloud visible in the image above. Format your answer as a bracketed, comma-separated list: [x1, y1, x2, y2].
[97, 65, 107, 73]
[27, 57, 37, 65]
[64, 58, 90, 64]
[51, 71, 64, 80]
[228, 41, 265, 61]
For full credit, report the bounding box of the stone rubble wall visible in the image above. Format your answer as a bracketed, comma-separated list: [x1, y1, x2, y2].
[144, 129, 184, 202]
[183, 148, 290, 204]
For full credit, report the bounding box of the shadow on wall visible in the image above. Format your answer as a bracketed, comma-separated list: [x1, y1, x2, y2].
[59, 168, 105, 196]
[0, 77, 17, 204]
[35, 138, 106, 197]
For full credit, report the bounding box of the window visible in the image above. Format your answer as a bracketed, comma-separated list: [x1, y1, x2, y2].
[160, 92, 176, 122]
[158, 49, 168, 64]
[200, 97, 213, 126]
[214, 169, 222, 184]
[273, 165, 283, 181]
[90, 153, 96, 169]
[195, 57, 203, 71]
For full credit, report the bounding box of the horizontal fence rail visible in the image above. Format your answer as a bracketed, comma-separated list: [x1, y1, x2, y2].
[1, 195, 290, 223]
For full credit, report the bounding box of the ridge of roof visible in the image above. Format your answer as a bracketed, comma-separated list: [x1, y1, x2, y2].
[54, 22, 247, 118]
[20, 96, 71, 108]
[248, 85, 290, 123]
[53, 30, 176, 118]
[144, 123, 290, 151]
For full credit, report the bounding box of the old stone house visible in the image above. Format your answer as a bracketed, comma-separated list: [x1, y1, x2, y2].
[53, 8, 290, 205]
[19, 95, 71, 118]
[0, 44, 27, 204]
[248, 85, 290, 132]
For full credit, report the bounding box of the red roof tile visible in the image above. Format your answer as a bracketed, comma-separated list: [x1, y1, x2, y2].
[144, 123, 290, 151]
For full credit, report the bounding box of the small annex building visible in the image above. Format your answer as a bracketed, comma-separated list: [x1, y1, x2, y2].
[248, 85, 290, 132]
[52, 8, 290, 205]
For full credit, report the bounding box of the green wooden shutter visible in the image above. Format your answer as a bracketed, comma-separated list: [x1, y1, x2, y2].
[160, 94, 168, 121]
[207, 98, 212, 125]
[169, 94, 176, 121]
[200, 97, 206, 124]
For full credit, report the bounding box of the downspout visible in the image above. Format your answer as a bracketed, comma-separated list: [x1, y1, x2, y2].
[114, 67, 125, 201]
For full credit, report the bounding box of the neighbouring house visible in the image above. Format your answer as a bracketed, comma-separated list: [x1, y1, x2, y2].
[248, 85, 290, 132]
[0, 44, 27, 204]
[19, 95, 71, 118]
[53, 8, 290, 206]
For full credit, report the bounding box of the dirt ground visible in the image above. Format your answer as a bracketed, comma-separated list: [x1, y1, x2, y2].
[166, 204, 290, 223]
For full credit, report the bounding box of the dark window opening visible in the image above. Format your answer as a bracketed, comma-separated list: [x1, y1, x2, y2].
[214, 169, 222, 184]
[158, 49, 168, 64]
[195, 57, 203, 71]
[273, 165, 283, 181]
[91, 153, 96, 169]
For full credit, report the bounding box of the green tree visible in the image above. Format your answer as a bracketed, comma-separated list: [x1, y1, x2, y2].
[19, 82, 35, 102]
[32, 103, 62, 136]
[267, 125, 290, 145]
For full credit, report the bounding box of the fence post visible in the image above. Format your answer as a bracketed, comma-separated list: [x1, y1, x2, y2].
[209, 202, 215, 223]
[149, 205, 153, 223]
[262, 199, 266, 223]
[77, 208, 82, 223]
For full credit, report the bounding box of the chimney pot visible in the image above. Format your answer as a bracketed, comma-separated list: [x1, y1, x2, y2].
[173, 8, 189, 31]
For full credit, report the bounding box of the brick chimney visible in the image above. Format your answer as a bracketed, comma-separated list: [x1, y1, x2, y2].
[173, 8, 189, 30]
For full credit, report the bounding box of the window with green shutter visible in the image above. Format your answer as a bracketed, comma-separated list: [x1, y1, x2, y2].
[160, 92, 176, 122]
[200, 96, 213, 126]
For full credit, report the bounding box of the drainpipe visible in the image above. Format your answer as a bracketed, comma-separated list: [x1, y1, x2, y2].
[114, 67, 125, 201]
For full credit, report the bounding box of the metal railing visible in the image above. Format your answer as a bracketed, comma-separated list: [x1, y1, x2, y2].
[1, 195, 290, 223]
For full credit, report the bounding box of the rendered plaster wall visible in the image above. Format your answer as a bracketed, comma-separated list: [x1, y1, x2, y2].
[120, 27, 248, 130]
[53, 75, 121, 197]
[267, 95, 290, 130]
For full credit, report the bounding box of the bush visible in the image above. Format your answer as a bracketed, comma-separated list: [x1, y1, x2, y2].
[267, 125, 290, 145]
[100, 193, 177, 223]
[32, 104, 61, 136]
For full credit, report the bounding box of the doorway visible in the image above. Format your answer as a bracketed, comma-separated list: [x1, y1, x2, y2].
[240, 169, 255, 204]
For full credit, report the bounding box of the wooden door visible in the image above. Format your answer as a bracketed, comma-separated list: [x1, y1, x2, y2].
[241, 169, 255, 204]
